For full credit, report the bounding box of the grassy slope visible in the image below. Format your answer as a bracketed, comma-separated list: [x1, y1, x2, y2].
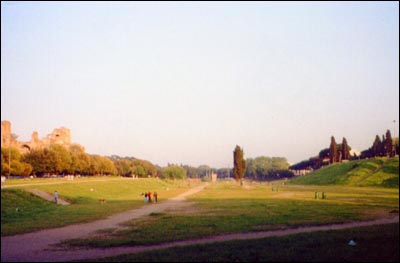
[289, 157, 399, 187]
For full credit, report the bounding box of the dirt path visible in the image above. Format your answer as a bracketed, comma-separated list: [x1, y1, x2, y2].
[26, 189, 70, 205]
[1, 183, 398, 262]
[1, 184, 207, 262]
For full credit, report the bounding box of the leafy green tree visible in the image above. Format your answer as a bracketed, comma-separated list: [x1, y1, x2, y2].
[329, 136, 337, 164]
[49, 145, 72, 174]
[233, 145, 246, 182]
[134, 165, 146, 177]
[245, 156, 290, 180]
[1, 147, 32, 176]
[99, 156, 116, 175]
[161, 165, 186, 179]
[245, 158, 256, 180]
[69, 145, 90, 175]
[114, 159, 132, 176]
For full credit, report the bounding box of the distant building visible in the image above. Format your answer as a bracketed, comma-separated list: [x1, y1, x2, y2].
[1, 120, 83, 153]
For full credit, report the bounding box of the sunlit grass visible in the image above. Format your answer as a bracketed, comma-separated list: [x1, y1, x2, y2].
[64, 180, 399, 248]
[1, 178, 199, 236]
[288, 157, 399, 187]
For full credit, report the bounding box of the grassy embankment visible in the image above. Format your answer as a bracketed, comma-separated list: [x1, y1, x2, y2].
[289, 157, 399, 187]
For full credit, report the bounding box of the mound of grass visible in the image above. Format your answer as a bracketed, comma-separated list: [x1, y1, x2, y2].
[289, 157, 399, 188]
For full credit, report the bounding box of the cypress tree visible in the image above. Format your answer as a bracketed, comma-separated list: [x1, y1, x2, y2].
[379, 135, 386, 156]
[372, 135, 381, 157]
[342, 137, 350, 160]
[329, 136, 337, 164]
[385, 130, 394, 157]
[233, 145, 246, 182]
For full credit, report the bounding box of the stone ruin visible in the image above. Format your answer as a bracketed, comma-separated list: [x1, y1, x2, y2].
[1, 120, 82, 153]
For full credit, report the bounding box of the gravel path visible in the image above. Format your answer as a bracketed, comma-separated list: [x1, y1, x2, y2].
[26, 189, 70, 205]
[1, 184, 398, 262]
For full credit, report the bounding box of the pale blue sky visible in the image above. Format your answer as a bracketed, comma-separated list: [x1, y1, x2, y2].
[1, 2, 399, 168]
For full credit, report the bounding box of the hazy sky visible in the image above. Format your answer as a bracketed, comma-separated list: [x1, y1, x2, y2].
[1, 2, 399, 168]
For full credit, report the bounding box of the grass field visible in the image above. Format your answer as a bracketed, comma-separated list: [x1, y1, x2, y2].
[1, 177, 198, 236]
[289, 157, 399, 187]
[84, 223, 399, 262]
[63, 180, 399, 248]
[2, 173, 398, 262]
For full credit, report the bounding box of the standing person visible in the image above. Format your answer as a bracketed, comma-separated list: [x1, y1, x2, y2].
[54, 190, 59, 204]
[144, 193, 148, 203]
[148, 191, 152, 203]
[154, 191, 158, 203]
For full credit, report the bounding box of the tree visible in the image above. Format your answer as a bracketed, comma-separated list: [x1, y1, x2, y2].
[161, 165, 186, 179]
[69, 145, 90, 175]
[385, 129, 394, 157]
[372, 135, 381, 157]
[1, 147, 32, 177]
[329, 136, 337, 164]
[245, 156, 290, 181]
[342, 137, 350, 160]
[49, 145, 72, 174]
[233, 145, 246, 182]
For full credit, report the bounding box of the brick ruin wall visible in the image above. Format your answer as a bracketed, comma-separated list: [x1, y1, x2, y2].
[1, 120, 80, 153]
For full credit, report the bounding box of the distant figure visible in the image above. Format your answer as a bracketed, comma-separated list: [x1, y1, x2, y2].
[144, 193, 148, 203]
[314, 192, 318, 200]
[322, 192, 326, 199]
[154, 191, 158, 202]
[54, 190, 59, 204]
[148, 192, 152, 203]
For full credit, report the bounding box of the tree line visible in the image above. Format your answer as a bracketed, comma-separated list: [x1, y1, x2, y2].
[290, 130, 399, 171]
[232, 145, 294, 182]
[1, 145, 187, 179]
[360, 129, 398, 158]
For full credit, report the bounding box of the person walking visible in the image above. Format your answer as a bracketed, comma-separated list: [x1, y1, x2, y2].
[148, 191, 152, 203]
[54, 190, 59, 204]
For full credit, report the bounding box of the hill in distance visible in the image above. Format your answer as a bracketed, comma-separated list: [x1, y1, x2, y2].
[288, 157, 399, 188]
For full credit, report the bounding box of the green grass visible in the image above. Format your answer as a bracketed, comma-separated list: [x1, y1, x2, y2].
[289, 157, 399, 187]
[1, 178, 199, 236]
[63, 181, 399, 248]
[3, 176, 122, 186]
[82, 223, 399, 262]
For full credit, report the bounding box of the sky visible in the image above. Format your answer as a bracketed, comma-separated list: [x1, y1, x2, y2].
[1, 2, 399, 168]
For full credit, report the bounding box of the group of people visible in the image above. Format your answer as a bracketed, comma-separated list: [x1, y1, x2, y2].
[142, 191, 158, 203]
